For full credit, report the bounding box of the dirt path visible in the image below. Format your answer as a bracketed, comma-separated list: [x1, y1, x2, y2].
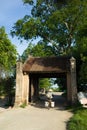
[0, 93, 73, 130]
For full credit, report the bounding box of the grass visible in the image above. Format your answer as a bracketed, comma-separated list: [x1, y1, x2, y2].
[20, 102, 27, 108]
[67, 104, 87, 130]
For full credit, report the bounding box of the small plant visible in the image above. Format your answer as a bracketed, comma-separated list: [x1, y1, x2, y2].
[20, 102, 27, 108]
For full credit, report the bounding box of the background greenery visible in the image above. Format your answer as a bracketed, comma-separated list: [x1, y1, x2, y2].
[0, 27, 17, 106]
[0, 0, 87, 106]
[0, 1, 87, 129]
[11, 0, 87, 91]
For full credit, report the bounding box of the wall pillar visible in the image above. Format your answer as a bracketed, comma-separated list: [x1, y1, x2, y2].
[22, 73, 29, 105]
[15, 60, 29, 106]
[67, 72, 72, 103]
[70, 57, 77, 104]
[29, 76, 39, 102]
[29, 76, 34, 102]
[15, 61, 23, 106]
[33, 77, 39, 101]
[29, 76, 31, 102]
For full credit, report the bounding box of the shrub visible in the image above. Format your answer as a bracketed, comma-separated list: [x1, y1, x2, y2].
[67, 108, 87, 130]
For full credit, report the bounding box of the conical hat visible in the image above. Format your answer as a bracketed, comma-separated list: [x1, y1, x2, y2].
[48, 89, 53, 92]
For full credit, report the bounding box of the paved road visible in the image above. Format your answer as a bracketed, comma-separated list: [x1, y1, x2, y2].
[0, 93, 73, 130]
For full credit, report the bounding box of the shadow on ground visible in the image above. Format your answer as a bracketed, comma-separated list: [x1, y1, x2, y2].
[30, 92, 68, 110]
[0, 98, 11, 109]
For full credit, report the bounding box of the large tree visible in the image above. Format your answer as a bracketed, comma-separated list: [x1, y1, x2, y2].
[0, 27, 17, 78]
[74, 23, 87, 89]
[39, 78, 52, 91]
[22, 41, 55, 61]
[0, 26, 17, 100]
[11, 0, 87, 90]
[11, 0, 87, 55]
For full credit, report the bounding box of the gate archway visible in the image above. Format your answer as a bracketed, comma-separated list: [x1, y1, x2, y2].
[15, 56, 77, 106]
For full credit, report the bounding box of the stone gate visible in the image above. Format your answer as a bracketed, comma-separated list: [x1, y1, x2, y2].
[15, 56, 77, 106]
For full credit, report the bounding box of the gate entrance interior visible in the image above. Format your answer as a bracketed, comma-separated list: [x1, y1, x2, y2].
[15, 56, 77, 106]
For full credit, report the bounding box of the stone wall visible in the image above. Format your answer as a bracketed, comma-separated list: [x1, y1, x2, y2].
[15, 61, 29, 106]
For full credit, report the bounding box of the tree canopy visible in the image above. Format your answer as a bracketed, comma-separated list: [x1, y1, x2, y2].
[0, 26, 17, 100]
[0, 26, 17, 79]
[11, 0, 87, 89]
[11, 0, 87, 55]
[39, 78, 52, 90]
[22, 41, 56, 61]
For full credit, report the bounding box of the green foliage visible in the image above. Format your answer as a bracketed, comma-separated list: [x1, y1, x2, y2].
[11, 0, 87, 55]
[0, 26, 17, 79]
[21, 42, 33, 61]
[4, 77, 15, 96]
[0, 79, 5, 96]
[39, 78, 52, 90]
[22, 41, 55, 61]
[11, 0, 87, 91]
[20, 102, 27, 108]
[52, 87, 60, 92]
[67, 109, 87, 130]
[54, 77, 66, 91]
[0, 26, 17, 106]
[22, 0, 34, 5]
[0, 76, 15, 106]
[79, 60, 87, 84]
[73, 24, 87, 88]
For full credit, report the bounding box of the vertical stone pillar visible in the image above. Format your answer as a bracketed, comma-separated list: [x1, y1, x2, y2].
[29, 76, 31, 102]
[70, 57, 77, 104]
[33, 77, 39, 101]
[22, 73, 29, 105]
[15, 60, 23, 106]
[29, 76, 39, 102]
[67, 72, 72, 103]
[30, 77, 34, 102]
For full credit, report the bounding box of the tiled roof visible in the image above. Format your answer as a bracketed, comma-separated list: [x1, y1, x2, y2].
[23, 56, 70, 73]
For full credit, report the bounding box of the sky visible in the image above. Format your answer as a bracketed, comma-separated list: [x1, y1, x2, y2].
[0, 0, 32, 55]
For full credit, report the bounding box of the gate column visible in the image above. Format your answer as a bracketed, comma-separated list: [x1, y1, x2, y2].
[15, 60, 29, 106]
[70, 57, 77, 104]
[22, 73, 29, 105]
[15, 60, 23, 106]
[67, 72, 72, 103]
[29, 76, 39, 102]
